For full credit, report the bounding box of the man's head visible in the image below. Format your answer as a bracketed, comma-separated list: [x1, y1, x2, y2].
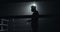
[31, 6, 36, 12]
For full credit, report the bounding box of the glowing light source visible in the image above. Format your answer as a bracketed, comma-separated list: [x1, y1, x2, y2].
[32, 3, 36, 6]
[26, 2, 38, 15]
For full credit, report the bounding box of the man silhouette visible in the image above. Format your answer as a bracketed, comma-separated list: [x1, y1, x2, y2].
[27, 6, 39, 32]
[31, 6, 39, 32]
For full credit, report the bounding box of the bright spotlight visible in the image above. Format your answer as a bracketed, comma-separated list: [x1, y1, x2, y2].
[32, 3, 36, 6]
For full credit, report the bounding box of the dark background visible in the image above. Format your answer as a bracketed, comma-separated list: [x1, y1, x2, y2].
[0, 1, 58, 16]
[0, 0, 59, 32]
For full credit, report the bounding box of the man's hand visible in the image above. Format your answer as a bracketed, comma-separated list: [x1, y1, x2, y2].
[27, 20, 31, 22]
[24, 20, 31, 25]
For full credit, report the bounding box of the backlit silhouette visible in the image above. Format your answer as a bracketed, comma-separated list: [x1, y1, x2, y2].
[27, 6, 39, 32]
[31, 6, 39, 32]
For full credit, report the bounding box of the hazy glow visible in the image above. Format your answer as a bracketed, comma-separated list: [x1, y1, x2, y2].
[28, 2, 37, 11]
[32, 3, 36, 6]
[30, 3, 37, 7]
[26, 2, 38, 15]
[17, 2, 38, 15]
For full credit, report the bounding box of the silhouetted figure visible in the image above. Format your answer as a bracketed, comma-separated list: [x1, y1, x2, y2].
[27, 6, 39, 32]
[31, 6, 39, 32]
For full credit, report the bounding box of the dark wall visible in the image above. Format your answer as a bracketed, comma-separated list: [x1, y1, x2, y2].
[0, 1, 58, 16]
[0, 1, 58, 32]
